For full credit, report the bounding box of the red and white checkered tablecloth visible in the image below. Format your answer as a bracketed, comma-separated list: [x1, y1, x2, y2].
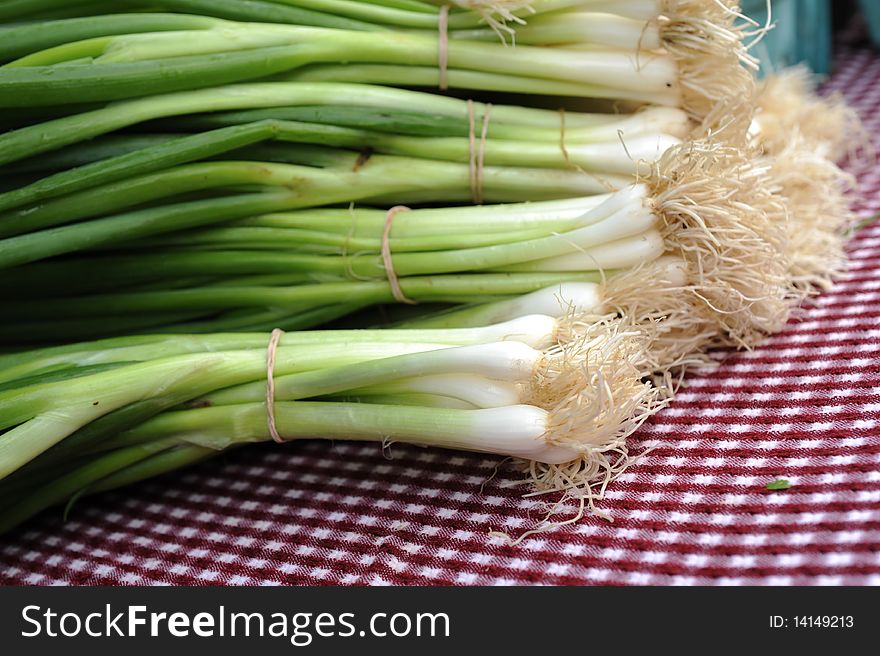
[2, 44, 880, 588]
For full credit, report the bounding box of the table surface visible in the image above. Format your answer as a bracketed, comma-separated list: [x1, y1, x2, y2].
[2, 43, 879, 587]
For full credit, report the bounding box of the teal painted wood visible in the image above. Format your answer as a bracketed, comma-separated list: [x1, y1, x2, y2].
[741, 0, 832, 76]
[859, 0, 880, 49]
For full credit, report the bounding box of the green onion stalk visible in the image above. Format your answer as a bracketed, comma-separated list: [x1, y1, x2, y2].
[0, 1, 756, 124]
[0, 313, 661, 533]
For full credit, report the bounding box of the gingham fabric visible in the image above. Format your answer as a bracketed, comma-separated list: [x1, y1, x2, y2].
[2, 44, 880, 588]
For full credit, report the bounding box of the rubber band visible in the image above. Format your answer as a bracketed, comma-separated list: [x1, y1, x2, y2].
[438, 5, 450, 90]
[559, 107, 572, 167]
[467, 99, 492, 204]
[341, 201, 357, 280]
[467, 99, 477, 202]
[560, 106, 600, 181]
[382, 205, 417, 305]
[477, 102, 492, 205]
[266, 328, 285, 444]
[558, 107, 616, 191]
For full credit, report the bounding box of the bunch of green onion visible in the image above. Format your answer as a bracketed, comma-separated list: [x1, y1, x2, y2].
[0, 314, 658, 532]
[0, 0, 751, 116]
[0, 183, 667, 343]
[0, 85, 688, 271]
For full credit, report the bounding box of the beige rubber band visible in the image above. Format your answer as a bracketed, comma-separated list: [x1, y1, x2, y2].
[266, 328, 285, 444]
[382, 205, 417, 305]
[559, 107, 595, 178]
[467, 99, 492, 205]
[438, 5, 450, 90]
[341, 201, 357, 280]
[467, 99, 477, 202]
[476, 102, 492, 205]
[559, 107, 572, 167]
